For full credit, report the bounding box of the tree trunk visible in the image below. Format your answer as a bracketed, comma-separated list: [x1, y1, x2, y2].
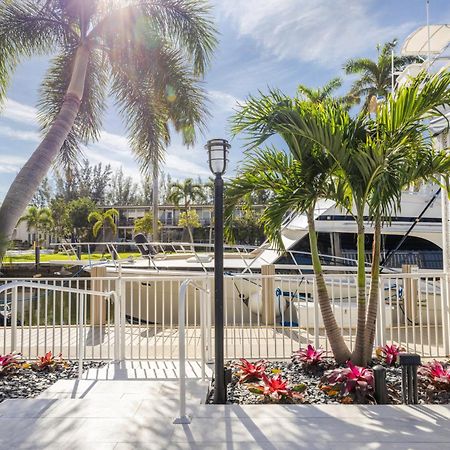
[363, 218, 381, 363]
[307, 207, 351, 363]
[0, 46, 90, 259]
[351, 217, 367, 365]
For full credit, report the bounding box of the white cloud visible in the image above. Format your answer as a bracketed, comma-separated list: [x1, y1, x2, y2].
[0, 155, 27, 173]
[1, 99, 37, 126]
[0, 125, 39, 142]
[218, 0, 415, 66]
[209, 90, 243, 112]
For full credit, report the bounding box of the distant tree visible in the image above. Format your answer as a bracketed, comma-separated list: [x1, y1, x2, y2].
[31, 177, 53, 207]
[18, 206, 54, 245]
[167, 178, 206, 210]
[178, 209, 201, 242]
[67, 197, 97, 240]
[229, 209, 265, 246]
[88, 208, 118, 242]
[344, 39, 420, 110]
[107, 168, 140, 205]
[49, 197, 71, 239]
[134, 212, 161, 238]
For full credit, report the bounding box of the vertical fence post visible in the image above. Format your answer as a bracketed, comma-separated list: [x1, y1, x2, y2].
[78, 293, 85, 379]
[261, 265, 275, 325]
[206, 277, 213, 363]
[443, 273, 450, 356]
[113, 291, 120, 361]
[11, 285, 18, 353]
[200, 279, 207, 381]
[174, 279, 191, 424]
[118, 265, 125, 361]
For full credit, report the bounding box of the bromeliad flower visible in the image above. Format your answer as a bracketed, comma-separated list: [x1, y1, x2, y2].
[236, 358, 266, 383]
[293, 344, 324, 366]
[248, 373, 306, 402]
[375, 344, 404, 366]
[419, 360, 450, 391]
[0, 352, 21, 375]
[322, 361, 374, 400]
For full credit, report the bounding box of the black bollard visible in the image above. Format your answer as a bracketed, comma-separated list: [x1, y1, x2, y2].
[399, 353, 421, 404]
[35, 244, 41, 273]
[373, 365, 388, 404]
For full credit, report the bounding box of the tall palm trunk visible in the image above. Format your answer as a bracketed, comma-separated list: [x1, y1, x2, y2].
[363, 218, 381, 363]
[0, 46, 90, 259]
[307, 206, 351, 363]
[352, 216, 367, 364]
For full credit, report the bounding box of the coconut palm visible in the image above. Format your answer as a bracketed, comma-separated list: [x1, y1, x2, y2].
[344, 39, 420, 110]
[167, 178, 207, 211]
[18, 206, 54, 245]
[88, 208, 118, 240]
[297, 77, 352, 108]
[0, 0, 217, 258]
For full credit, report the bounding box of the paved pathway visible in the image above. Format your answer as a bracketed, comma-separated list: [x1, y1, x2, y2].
[0, 361, 449, 449]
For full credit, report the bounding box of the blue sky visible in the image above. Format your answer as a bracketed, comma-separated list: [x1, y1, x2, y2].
[1, 0, 450, 200]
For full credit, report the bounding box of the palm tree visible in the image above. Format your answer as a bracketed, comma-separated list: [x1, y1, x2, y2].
[297, 77, 352, 108]
[230, 92, 354, 363]
[167, 178, 207, 211]
[232, 70, 450, 364]
[361, 73, 450, 362]
[88, 208, 119, 241]
[0, 0, 217, 258]
[344, 39, 419, 110]
[18, 206, 54, 245]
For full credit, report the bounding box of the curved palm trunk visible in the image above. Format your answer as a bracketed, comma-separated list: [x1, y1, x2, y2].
[351, 218, 367, 365]
[307, 207, 351, 363]
[363, 218, 381, 363]
[0, 46, 90, 259]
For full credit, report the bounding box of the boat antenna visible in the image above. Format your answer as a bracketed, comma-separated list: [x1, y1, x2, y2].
[380, 188, 441, 271]
[426, 0, 432, 68]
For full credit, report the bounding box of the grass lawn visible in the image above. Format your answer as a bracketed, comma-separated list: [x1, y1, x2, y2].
[3, 252, 141, 264]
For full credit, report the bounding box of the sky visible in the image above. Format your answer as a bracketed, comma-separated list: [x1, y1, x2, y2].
[1, 0, 450, 200]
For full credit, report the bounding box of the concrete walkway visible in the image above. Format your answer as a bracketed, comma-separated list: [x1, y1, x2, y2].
[0, 361, 449, 449]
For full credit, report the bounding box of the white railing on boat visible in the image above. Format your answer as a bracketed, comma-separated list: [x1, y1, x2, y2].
[49, 240, 369, 274]
[0, 272, 449, 364]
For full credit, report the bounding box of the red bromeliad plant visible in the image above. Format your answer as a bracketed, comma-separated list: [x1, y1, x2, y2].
[321, 361, 374, 402]
[32, 352, 67, 372]
[236, 358, 266, 383]
[375, 344, 404, 366]
[0, 353, 21, 375]
[293, 344, 324, 366]
[248, 373, 306, 402]
[419, 360, 450, 391]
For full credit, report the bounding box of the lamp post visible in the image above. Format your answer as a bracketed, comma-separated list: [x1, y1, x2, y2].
[206, 138, 230, 404]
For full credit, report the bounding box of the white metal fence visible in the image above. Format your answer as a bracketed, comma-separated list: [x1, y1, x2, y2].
[0, 272, 449, 361]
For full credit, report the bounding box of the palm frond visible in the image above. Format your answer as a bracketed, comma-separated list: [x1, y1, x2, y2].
[92, 0, 217, 76]
[38, 48, 108, 169]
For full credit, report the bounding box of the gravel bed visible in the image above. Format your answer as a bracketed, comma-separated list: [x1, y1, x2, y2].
[0, 361, 106, 403]
[207, 359, 450, 405]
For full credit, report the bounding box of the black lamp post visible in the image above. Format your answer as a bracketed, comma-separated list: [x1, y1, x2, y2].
[206, 138, 230, 404]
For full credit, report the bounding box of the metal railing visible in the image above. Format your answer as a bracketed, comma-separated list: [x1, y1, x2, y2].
[0, 271, 449, 365]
